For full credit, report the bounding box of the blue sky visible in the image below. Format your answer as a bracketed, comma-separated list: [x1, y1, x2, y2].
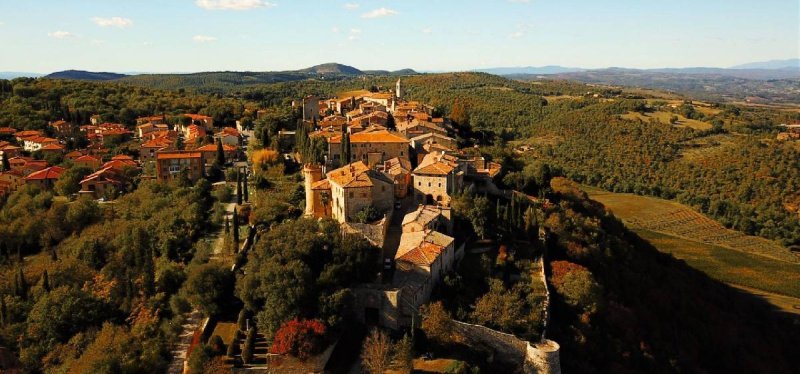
[0, 0, 797, 73]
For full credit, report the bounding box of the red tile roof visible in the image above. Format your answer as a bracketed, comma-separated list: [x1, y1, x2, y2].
[24, 166, 64, 181]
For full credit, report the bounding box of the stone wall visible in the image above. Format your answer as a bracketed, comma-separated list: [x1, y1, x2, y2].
[451, 321, 560, 374]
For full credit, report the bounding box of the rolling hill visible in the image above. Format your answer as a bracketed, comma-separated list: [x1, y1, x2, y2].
[43, 70, 129, 81]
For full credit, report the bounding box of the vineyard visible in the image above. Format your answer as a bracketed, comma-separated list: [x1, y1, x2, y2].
[584, 186, 799, 263]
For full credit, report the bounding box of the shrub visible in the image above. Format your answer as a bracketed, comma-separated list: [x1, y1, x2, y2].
[550, 260, 602, 313]
[269, 318, 327, 360]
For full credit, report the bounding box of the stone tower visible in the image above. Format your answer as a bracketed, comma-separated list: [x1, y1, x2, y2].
[302, 95, 319, 122]
[303, 164, 323, 216]
[395, 78, 404, 100]
[525, 339, 561, 374]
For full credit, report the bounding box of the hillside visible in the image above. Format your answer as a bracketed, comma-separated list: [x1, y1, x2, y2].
[43, 70, 129, 81]
[543, 180, 800, 373]
[298, 62, 363, 75]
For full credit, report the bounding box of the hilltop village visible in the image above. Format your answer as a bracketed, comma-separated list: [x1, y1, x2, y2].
[0, 78, 562, 373]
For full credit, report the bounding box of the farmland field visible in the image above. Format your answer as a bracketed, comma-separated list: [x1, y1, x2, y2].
[620, 110, 712, 130]
[584, 186, 800, 314]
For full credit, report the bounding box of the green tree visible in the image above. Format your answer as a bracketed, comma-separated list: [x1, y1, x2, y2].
[215, 138, 225, 165]
[54, 166, 93, 197]
[183, 263, 233, 317]
[1, 152, 9, 172]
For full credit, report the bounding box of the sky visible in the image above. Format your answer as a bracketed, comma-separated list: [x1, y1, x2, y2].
[0, 0, 797, 73]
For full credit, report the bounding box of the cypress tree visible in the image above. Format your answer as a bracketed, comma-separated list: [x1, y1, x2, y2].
[16, 267, 27, 299]
[243, 172, 249, 203]
[0, 296, 6, 326]
[232, 208, 240, 251]
[225, 216, 230, 234]
[41, 270, 50, 292]
[236, 169, 243, 205]
[215, 138, 225, 165]
[237, 309, 248, 331]
[226, 331, 239, 357]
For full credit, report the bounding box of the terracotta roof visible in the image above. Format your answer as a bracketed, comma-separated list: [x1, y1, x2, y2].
[216, 127, 239, 137]
[40, 144, 65, 151]
[75, 155, 100, 162]
[103, 159, 138, 169]
[396, 241, 444, 267]
[25, 166, 64, 181]
[79, 166, 125, 185]
[111, 154, 134, 161]
[329, 130, 409, 144]
[156, 151, 202, 160]
[311, 179, 331, 190]
[0, 127, 16, 134]
[142, 137, 174, 148]
[327, 161, 374, 188]
[195, 143, 237, 152]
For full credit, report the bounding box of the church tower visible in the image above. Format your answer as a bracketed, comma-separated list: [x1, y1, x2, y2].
[395, 78, 404, 100]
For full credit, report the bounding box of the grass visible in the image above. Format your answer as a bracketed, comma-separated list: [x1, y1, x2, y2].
[210, 322, 239, 346]
[636, 230, 800, 302]
[583, 186, 800, 314]
[620, 110, 712, 130]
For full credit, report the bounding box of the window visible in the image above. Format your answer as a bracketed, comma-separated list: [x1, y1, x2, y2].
[400, 151, 404, 156]
[382, 186, 386, 192]
[438, 183, 442, 187]
[349, 192, 354, 198]
[428, 182, 431, 187]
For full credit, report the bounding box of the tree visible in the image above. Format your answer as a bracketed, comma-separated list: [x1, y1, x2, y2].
[392, 333, 414, 373]
[232, 208, 240, 251]
[241, 327, 256, 364]
[361, 329, 392, 374]
[269, 318, 327, 360]
[215, 138, 225, 165]
[551, 261, 602, 313]
[236, 169, 243, 205]
[54, 166, 92, 197]
[237, 309, 248, 331]
[386, 112, 396, 130]
[15, 266, 27, 299]
[471, 279, 525, 333]
[341, 130, 351, 165]
[243, 172, 249, 203]
[421, 301, 453, 345]
[41, 270, 51, 292]
[183, 263, 233, 317]
[188, 343, 214, 374]
[209, 335, 226, 356]
[226, 331, 239, 357]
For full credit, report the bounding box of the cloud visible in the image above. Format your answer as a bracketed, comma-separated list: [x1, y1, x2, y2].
[344, 2, 359, 9]
[0, 21, 4, 26]
[361, 7, 398, 18]
[195, 0, 275, 10]
[48, 31, 75, 39]
[509, 31, 524, 38]
[331, 26, 340, 33]
[92, 16, 133, 28]
[193, 35, 218, 42]
[348, 28, 361, 41]
[422, 27, 432, 34]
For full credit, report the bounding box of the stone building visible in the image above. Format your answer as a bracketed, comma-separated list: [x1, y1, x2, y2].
[328, 130, 410, 168]
[412, 151, 465, 206]
[302, 95, 320, 122]
[304, 161, 394, 223]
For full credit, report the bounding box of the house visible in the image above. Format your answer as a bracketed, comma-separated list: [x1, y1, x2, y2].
[0, 127, 16, 137]
[185, 124, 207, 142]
[402, 205, 453, 235]
[98, 128, 133, 146]
[49, 120, 74, 136]
[102, 155, 138, 170]
[140, 136, 175, 163]
[39, 143, 65, 155]
[24, 166, 65, 189]
[195, 143, 237, 165]
[14, 130, 43, 142]
[184, 114, 214, 128]
[64, 150, 85, 161]
[328, 129, 410, 168]
[362, 92, 395, 112]
[9, 157, 48, 176]
[380, 157, 412, 199]
[302, 95, 320, 122]
[304, 161, 394, 223]
[22, 136, 59, 152]
[0, 144, 21, 159]
[391, 228, 456, 326]
[136, 122, 170, 138]
[79, 166, 128, 199]
[155, 151, 204, 182]
[73, 154, 102, 170]
[214, 127, 240, 146]
[412, 152, 465, 206]
[136, 115, 166, 125]
[0, 170, 25, 196]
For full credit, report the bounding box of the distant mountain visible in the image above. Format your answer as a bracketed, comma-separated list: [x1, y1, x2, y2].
[474, 65, 585, 75]
[298, 63, 363, 76]
[731, 58, 800, 70]
[0, 72, 43, 79]
[44, 70, 129, 81]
